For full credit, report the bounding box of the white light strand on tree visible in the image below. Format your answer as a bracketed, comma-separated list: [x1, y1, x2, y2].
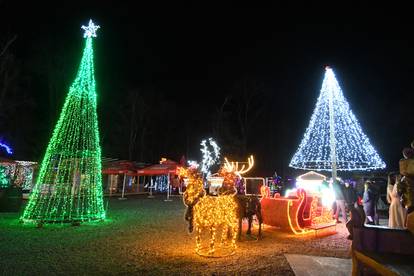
[200, 138, 221, 175]
[289, 67, 386, 172]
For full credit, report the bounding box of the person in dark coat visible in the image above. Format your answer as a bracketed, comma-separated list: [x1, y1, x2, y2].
[363, 180, 377, 225]
[343, 181, 357, 210]
[346, 200, 366, 240]
[333, 180, 347, 223]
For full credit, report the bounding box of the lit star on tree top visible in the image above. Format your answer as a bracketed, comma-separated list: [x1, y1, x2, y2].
[81, 19, 100, 38]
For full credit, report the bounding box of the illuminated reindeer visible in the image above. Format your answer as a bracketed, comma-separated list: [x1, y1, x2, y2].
[182, 166, 239, 257]
[221, 156, 262, 239]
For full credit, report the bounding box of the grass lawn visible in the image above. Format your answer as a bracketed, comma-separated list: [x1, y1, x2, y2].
[0, 195, 351, 275]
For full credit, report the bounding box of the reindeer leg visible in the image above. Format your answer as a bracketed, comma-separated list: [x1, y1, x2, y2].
[238, 217, 243, 241]
[258, 202, 263, 239]
[195, 227, 202, 254]
[221, 225, 228, 246]
[258, 221, 262, 240]
[209, 226, 217, 255]
[247, 215, 252, 235]
[231, 223, 238, 251]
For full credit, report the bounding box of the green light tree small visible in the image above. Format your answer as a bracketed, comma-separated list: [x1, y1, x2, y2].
[21, 20, 105, 223]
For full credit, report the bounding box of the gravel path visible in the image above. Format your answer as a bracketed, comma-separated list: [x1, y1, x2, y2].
[0, 195, 351, 275]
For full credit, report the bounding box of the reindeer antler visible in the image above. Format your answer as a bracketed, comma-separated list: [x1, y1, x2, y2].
[224, 155, 254, 176]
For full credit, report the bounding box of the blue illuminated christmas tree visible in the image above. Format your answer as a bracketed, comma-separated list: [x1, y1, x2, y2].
[289, 67, 386, 178]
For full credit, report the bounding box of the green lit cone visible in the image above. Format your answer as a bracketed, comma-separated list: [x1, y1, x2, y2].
[21, 21, 105, 223]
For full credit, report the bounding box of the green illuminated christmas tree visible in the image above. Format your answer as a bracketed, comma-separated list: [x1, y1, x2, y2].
[21, 20, 105, 223]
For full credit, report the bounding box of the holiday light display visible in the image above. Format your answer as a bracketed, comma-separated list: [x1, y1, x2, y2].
[289, 67, 386, 179]
[292, 171, 335, 208]
[81, 20, 100, 38]
[262, 187, 335, 235]
[219, 155, 254, 194]
[21, 20, 105, 224]
[0, 166, 9, 188]
[15, 162, 37, 190]
[0, 142, 13, 155]
[224, 155, 254, 177]
[187, 160, 199, 169]
[200, 138, 220, 176]
[182, 166, 239, 257]
[193, 194, 239, 256]
[0, 160, 37, 191]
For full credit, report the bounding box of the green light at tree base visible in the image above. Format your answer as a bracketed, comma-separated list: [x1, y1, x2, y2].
[21, 20, 105, 223]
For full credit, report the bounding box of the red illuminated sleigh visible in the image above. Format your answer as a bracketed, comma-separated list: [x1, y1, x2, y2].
[260, 187, 336, 235]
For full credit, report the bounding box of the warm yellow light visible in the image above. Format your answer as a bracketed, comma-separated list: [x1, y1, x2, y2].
[193, 195, 239, 256]
[182, 167, 239, 257]
[224, 155, 254, 177]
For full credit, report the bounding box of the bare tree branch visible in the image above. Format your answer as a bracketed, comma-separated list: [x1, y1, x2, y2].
[0, 35, 17, 57]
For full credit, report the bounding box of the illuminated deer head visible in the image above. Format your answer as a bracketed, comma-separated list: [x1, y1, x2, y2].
[223, 155, 254, 177]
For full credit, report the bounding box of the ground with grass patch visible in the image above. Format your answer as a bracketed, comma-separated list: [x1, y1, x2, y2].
[0, 195, 352, 275]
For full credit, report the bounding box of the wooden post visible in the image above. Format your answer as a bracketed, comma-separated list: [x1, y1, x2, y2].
[118, 172, 127, 200]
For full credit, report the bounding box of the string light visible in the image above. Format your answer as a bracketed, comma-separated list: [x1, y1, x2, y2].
[0, 166, 9, 188]
[200, 138, 220, 176]
[219, 155, 254, 194]
[289, 67, 386, 172]
[187, 160, 199, 169]
[182, 167, 239, 257]
[81, 19, 100, 38]
[21, 20, 105, 224]
[0, 142, 13, 155]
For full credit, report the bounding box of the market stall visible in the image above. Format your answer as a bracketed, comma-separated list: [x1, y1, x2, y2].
[137, 158, 181, 200]
[102, 160, 143, 198]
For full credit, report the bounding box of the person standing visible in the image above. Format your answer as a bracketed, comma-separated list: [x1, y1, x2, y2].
[343, 181, 357, 212]
[333, 179, 347, 223]
[387, 173, 407, 229]
[363, 180, 376, 225]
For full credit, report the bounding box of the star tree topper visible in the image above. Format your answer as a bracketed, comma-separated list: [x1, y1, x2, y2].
[81, 19, 100, 38]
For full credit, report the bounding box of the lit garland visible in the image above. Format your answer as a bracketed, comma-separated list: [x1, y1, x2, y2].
[289, 67, 386, 171]
[0, 142, 13, 155]
[187, 160, 199, 169]
[21, 20, 105, 224]
[200, 138, 220, 176]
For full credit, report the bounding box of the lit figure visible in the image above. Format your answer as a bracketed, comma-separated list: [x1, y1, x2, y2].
[182, 167, 239, 257]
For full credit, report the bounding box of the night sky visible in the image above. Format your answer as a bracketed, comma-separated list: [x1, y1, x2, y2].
[1, 3, 413, 176]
